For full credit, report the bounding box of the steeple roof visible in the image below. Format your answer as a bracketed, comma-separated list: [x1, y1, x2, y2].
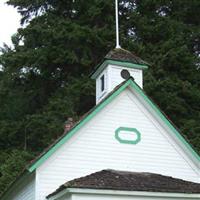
[105, 48, 149, 66]
[91, 48, 148, 80]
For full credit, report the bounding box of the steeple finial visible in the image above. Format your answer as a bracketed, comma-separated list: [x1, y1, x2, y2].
[115, 0, 121, 49]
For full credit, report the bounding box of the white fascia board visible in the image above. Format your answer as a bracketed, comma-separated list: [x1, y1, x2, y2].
[48, 188, 200, 199]
[47, 189, 71, 200]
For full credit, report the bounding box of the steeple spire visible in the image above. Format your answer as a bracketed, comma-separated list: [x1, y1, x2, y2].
[115, 0, 121, 49]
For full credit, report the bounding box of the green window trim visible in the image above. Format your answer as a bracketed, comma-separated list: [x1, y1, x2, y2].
[115, 127, 141, 144]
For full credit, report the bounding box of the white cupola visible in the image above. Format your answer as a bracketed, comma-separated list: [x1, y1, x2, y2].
[91, 48, 149, 104]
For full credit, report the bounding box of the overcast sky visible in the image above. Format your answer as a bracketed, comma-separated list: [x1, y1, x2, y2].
[0, 0, 20, 47]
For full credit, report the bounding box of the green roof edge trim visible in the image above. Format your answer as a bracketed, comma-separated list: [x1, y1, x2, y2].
[91, 59, 148, 79]
[106, 59, 149, 69]
[129, 81, 200, 162]
[28, 78, 199, 172]
[28, 80, 131, 172]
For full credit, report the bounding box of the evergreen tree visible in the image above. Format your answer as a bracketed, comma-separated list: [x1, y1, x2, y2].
[128, 0, 200, 150]
[0, 0, 199, 195]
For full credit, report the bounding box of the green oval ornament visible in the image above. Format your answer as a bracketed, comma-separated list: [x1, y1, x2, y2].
[115, 127, 141, 144]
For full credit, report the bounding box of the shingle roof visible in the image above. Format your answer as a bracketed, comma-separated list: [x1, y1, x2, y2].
[105, 48, 149, 66]
[47, 169, 200, 198]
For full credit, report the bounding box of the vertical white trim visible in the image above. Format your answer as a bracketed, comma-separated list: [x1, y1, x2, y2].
[35, 170, 40, 200]
[107, 65, 112, 92]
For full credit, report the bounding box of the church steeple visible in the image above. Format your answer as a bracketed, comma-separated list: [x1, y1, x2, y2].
[91, 1, 149, 104]
[91, 48, 149, 104]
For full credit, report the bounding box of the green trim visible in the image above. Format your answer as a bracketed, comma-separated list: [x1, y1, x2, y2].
[107, 60, 148, 69]
[28, 80, 132, 172]
[115, 127, 141, 144]
[129, 81, 200, 162]
[91, 59, 148, 79]
[28, 78, 199, 172]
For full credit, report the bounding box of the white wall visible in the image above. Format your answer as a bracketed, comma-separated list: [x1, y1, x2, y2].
[36, 88, 199, 200]
[108, 65, 143, 90]
[96, 64, 143, 103]
[4, 173, 35, 200]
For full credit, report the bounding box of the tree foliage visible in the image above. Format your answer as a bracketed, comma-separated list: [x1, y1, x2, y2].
[0, 0, 200, 195]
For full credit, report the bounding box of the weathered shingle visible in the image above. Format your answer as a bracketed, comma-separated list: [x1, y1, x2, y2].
[47, 169, 200, 198]
[105, 48, 149, 65]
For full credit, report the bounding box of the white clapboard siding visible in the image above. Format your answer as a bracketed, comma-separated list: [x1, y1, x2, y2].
[36, 88, 199, 200]
[96, 64, 143, 103]
[109, 65, 143, 90]
[4, 173, 35, 200]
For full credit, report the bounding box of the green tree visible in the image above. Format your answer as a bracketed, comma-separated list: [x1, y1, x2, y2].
[0, 150, 33, 193]
[0, 0, 200, 195]
[128, 0, 200, 150]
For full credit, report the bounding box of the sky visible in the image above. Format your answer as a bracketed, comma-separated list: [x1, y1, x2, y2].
[0, 0, 21, 47]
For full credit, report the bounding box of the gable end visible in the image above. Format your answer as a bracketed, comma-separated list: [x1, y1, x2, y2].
[28, 79, 200, 173]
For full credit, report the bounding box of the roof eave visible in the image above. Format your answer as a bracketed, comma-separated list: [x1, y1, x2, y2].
[91, 59, 148, 79]
[47, 188, 200, 200]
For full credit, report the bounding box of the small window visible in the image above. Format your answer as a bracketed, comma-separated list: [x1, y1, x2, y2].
[100, 75, 105, 92]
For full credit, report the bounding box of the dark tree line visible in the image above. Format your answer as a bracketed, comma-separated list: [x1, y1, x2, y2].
[0, 0, 200, 194]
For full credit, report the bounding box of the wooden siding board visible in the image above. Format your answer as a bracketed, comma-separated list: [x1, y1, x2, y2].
[36, 88, 199, 200]
[110, 65, 143, 89]
[29, 80, 130, 173]
[28, 79, 199, 174]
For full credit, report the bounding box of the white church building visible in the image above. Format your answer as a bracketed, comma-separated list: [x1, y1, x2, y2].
[1, 48, 200, 200]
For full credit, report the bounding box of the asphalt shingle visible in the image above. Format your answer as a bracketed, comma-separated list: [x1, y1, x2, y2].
[47, 169, 200, 198]
[105, 48, 149, 65]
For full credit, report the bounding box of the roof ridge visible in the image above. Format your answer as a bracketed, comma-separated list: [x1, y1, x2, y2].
[91, 169, 199, 184]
